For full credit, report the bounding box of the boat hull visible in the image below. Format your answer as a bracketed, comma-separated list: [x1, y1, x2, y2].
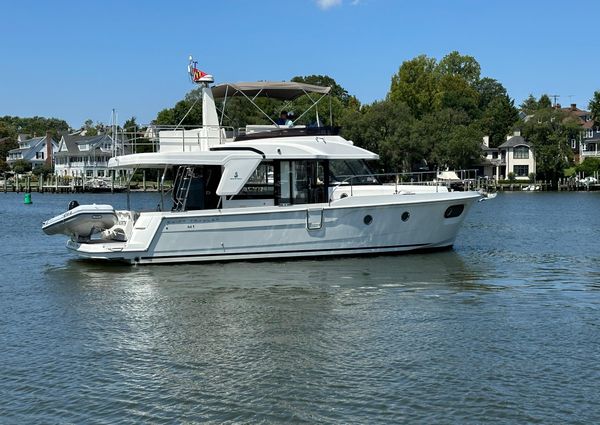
[65, 192, 480, 264]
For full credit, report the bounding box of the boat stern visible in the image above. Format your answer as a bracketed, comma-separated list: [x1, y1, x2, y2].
[66, 239, 133, 262]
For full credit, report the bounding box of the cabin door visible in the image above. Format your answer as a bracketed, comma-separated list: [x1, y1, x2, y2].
[275, 160, 328, 205]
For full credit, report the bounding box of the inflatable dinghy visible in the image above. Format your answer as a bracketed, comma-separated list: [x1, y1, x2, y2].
[42, 203, 118, 239]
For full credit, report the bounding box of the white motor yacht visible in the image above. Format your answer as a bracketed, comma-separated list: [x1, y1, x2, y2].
[42, 60, 480, 264]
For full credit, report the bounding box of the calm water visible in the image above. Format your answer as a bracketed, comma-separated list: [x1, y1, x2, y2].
[1, 191, 599, 424]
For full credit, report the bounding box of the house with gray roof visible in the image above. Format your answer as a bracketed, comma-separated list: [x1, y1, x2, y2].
[6, 132, 57, 170]
[479, 131, 536, 180]
[499, 131, 536, 180]
[54, 133, 127, 178]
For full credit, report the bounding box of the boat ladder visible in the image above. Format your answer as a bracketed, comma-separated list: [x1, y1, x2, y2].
[172, 166, 194, 211]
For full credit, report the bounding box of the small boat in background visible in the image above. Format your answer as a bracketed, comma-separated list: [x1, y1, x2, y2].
[84, 178, 126, 193]
[477, 189, 497, 201]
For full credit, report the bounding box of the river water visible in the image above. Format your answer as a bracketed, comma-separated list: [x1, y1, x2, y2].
[1, 191, 599, 423]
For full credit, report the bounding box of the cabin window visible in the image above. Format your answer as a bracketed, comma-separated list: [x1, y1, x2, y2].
[513, 146, 529, 159]
[236, 162, 275, 199]
[86, 170, 93, 177]
[97, 170, 105, 177]
[329, 159, 379, 185]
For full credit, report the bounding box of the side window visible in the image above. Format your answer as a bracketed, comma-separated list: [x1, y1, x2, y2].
[237, 162, 274, 199]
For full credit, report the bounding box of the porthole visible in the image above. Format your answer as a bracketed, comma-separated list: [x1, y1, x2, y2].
[363, 215, 373, 225]
[401, 211, 410, 222]
[340, 193, 348, 199]
[444, 204, 465, 218]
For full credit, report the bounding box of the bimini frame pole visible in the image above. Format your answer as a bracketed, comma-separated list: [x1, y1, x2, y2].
[292, 91, 330, 124]
[233, 89, 279, 126]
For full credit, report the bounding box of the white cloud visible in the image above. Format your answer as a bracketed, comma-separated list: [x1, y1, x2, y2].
[316, 0, 342, 10]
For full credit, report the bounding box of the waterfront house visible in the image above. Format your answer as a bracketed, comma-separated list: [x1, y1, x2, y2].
[559, 104, 600, 162]
[6, 132, 57, 170]
[479, 131, 536, 181]
[54, 133, 128, 178]
[498, 131, 536, 180]
[479, 136, 502, 180]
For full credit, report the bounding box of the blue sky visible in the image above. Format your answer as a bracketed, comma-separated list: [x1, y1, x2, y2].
[1, 0, 598, 128]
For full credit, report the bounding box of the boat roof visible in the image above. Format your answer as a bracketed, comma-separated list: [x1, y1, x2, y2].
[211, 81, 331, 100]
[213, 135, 379, 160]
[108, 150, 263, 169]
[108, 135, 378, 169]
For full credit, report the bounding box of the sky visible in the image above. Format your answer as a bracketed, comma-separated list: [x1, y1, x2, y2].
[1, 0, 599, 128]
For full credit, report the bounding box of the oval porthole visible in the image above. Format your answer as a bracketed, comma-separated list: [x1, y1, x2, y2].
[364, 215, 373, 225]
[444, 204, 465, 218]
[401, 211, 410, 222]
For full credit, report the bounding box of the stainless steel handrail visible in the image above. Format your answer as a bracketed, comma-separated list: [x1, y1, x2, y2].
[328, 169, 479, 204]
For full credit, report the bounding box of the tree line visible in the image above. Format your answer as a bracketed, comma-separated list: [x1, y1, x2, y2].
[3, 51, 600, 182]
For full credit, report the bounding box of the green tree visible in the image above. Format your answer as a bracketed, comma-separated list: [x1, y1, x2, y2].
[154, 89, 204, 126]
[0, 122, 18, 161]
[340, 100, 415, 172]
[588, 90, 600, 123]
[123, 116, 138, 131]
[0, 116, 69, 140]
[389, 55, 438, 118]
[522, 108, 575, 184]
[538, 94, 552, 109]
[0, 159, 9, 173]
[520, 94, 539, 114]
[473, 77, 508, 111]
[434, 74, 479, 117]
[478, 95, 519, 148]
[442, 125, 484, 169]
[575, 157, 600, 175]
[82, 119, 98, 136]
[437, 51, 481, 85]
[32, 164, 53, 177]
[11, 159, 31, 174]
[292, 75, 351, 106]
[409, 108, 473, 169]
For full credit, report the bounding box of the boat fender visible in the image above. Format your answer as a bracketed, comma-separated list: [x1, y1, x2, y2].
[68, 200, 80, 210]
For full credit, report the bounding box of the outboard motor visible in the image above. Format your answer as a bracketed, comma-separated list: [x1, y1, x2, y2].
[68, 200, 80, 211]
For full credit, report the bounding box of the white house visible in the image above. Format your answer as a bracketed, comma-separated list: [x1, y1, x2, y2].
[499, 131, 536, 180]
[54, 133, 127, 178]
[6, 132, 57, 170]
[480, 131, 536, 181]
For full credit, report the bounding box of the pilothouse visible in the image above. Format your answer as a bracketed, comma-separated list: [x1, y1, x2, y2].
[42, 57, 481, 264]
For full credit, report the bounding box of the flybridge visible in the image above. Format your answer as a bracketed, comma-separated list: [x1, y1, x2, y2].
[164, 55, 337, 152]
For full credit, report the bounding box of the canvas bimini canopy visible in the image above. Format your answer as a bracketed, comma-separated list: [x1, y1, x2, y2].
[211, 81, 333, 127]
[211, 81, 331, 100]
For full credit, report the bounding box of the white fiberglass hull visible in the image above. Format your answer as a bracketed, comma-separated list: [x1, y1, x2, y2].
[65, 191, 480, 264]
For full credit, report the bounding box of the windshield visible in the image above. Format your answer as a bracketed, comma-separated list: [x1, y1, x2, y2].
[329, 160, 379, 185]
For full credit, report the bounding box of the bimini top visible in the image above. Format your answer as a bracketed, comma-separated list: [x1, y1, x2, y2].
[211, 81, 331, 101]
